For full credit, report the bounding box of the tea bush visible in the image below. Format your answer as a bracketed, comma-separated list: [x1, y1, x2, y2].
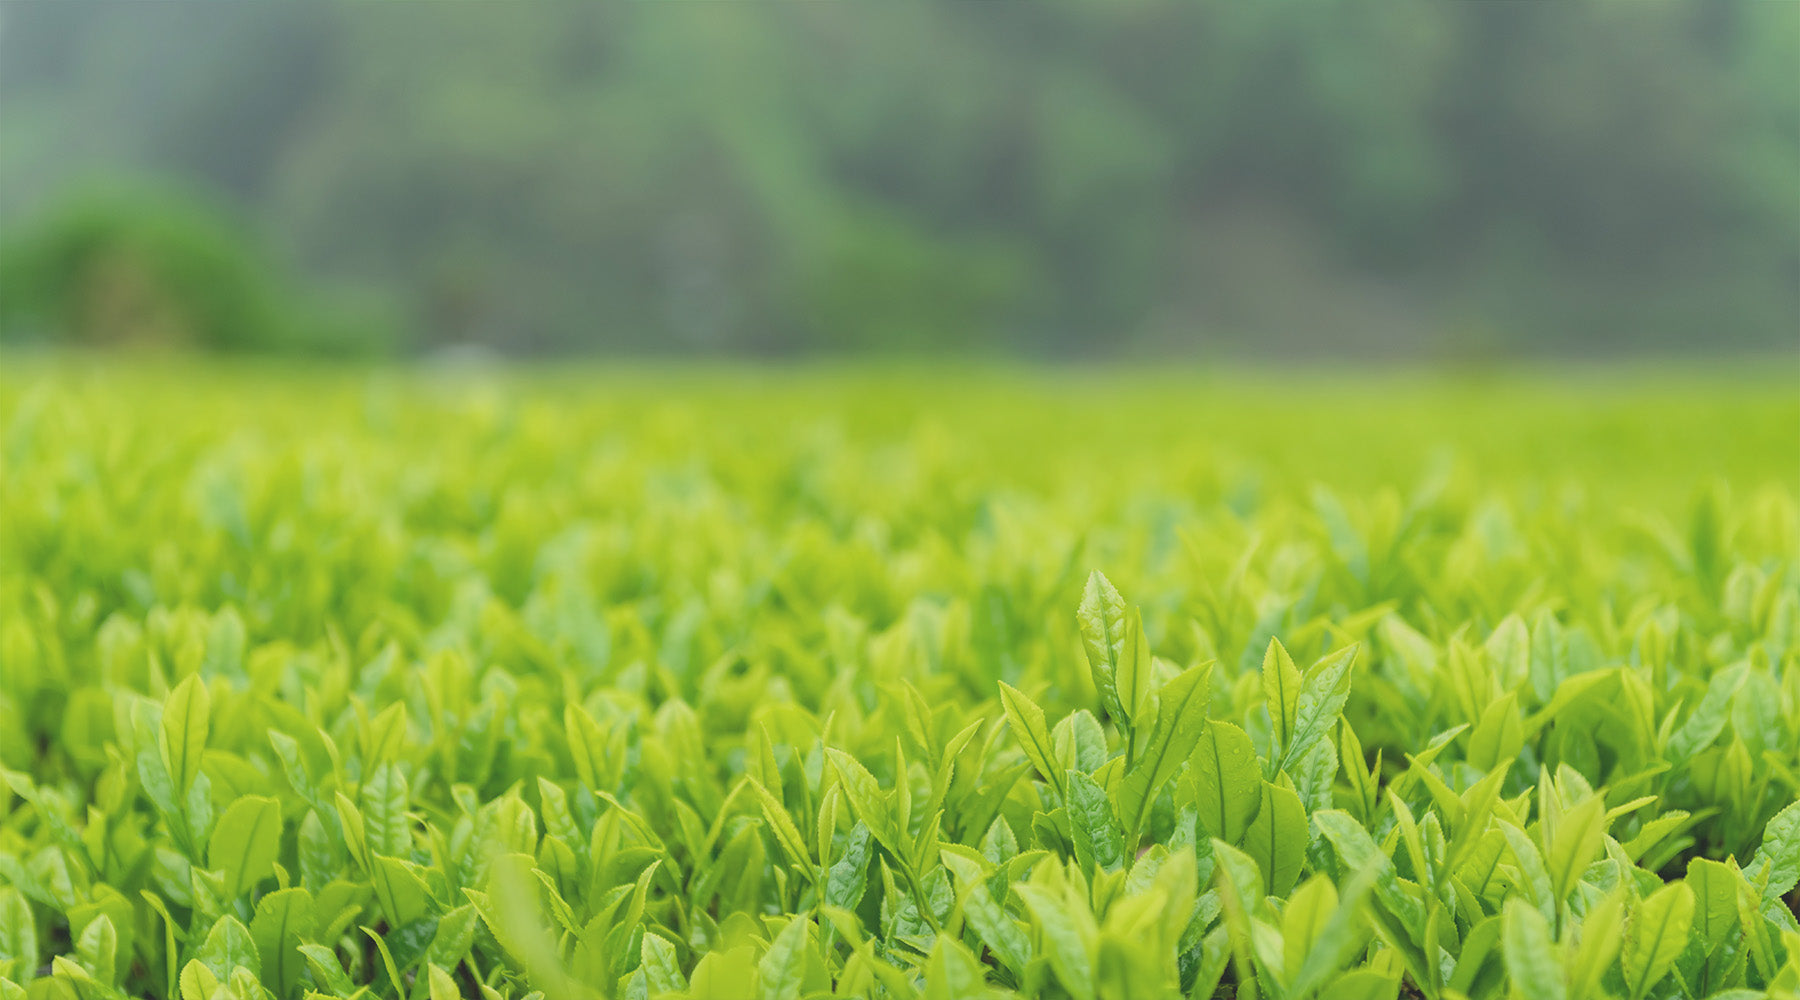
[1, 365, 1797, 1000]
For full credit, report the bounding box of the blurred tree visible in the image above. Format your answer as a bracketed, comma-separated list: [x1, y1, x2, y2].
[0, 182, 394, 355]
[1, 0, 1793, 358]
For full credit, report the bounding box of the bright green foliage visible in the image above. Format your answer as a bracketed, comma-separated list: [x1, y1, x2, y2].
[1, 366, 1799, 1000]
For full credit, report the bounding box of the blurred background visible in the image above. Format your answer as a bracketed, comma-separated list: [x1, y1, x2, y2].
[0, 2, 1795, 361]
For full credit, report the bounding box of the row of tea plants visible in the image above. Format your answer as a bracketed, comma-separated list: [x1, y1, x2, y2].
[1, 367, 1796, 999]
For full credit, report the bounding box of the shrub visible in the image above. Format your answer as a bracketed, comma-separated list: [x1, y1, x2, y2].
[0, 183, 395, 357]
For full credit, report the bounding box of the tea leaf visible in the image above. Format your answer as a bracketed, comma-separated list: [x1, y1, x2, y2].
[195, 916, 258, 981]
[1078, 571, 1130, 723]
[1016, 881, 1097, 1000]
[1262, 638, 1302, 767]
[161, 675, 210, 795]
[1624, 882, 1695, 1000]
[1282, 645, 1357, 772]
[249, 887, 315, 999]
[1191, 720, 1262, 845]
[209, 795, 281, 899]
[1244, 780, 1307, 896]
[1000, 682, 1066, 803]
[1502, 899, 1565, 1000]
[1066, 770, 1125, 872]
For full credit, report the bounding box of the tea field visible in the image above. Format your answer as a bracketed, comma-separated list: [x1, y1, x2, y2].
[1, 363, 1798, 1000]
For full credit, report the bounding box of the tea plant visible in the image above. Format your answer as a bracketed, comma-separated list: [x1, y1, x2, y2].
[1, 366, 1796, 1000]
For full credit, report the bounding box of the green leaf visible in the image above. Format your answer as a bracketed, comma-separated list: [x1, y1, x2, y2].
[1502, 898, 1565, 1000]
[1312, 810, 1425, 948]
[1015, 881, 1097, 1000]
[1623, 882, 1695, 1000]
[1568, 892, 1623, 1000]
[1750, 798, 1800, 901]
[691, 946, 758, 999]
[1499, 820, 1554, 921]
[1055, 709, 1109, 776]
[1189, 925, 1232, 1000]
[1288, 863, 1381, 1000]
[749, 779, 819, 888]
[195, 915, 259, 981]
[1666, 661, 1749, 761]
[1545, 794, 1605, 907]
[208, 795, 281, 899]
[1466, 691, 1524, 773]
[998, 681, 1066, 803]
[536, 776, 582, 851]
[426, 963, 459, 1000]
[1066, 770, 1125, 872]
[1522, 671, 1617, 740]
[139, 891, 181, 999]
[363, 926, 406, 998]
[249, 887, 315, 1000]
[1262, 638, 1302, 766]
[360, 762, 411, 859]
[1486, 614, 1530, 689]
[373, 856, 433, 927]
[266, 730, 314, 803]
[426, 904, 479, 972]
[297, 808, 338, 889]
[75, 914, 116, 987]
[297, 944, 355, 996]
[1190, 720, 1262, 845]
[1279, 875, 1338, 987]
[826, 749, 902, 861]
[185, 768, 215, 850]
[1115, 661, 1213, 835]
[1078, 571, 1130, 724]
[953, 875, 1030, 977]
[333, 792, 369, 872]
[161, 674, 211, 795]
[1116, 605, 1154, 726]
[641, 932, 686, 995]
[1280, 644, 1357, 772]
[757, 915, 810, 1000]
[565, 703, 610, 792]
[1684, 857, 1738, 955]
[179, 959, 220, 1000]
[0, 888, 35, 975]
[825, 821, 873, 911]
[1244, 780, 1307, 896]
[923, 936, 986, 1000]
[980, 815, 1019, 866]
[1529, 612, 1568, 704]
